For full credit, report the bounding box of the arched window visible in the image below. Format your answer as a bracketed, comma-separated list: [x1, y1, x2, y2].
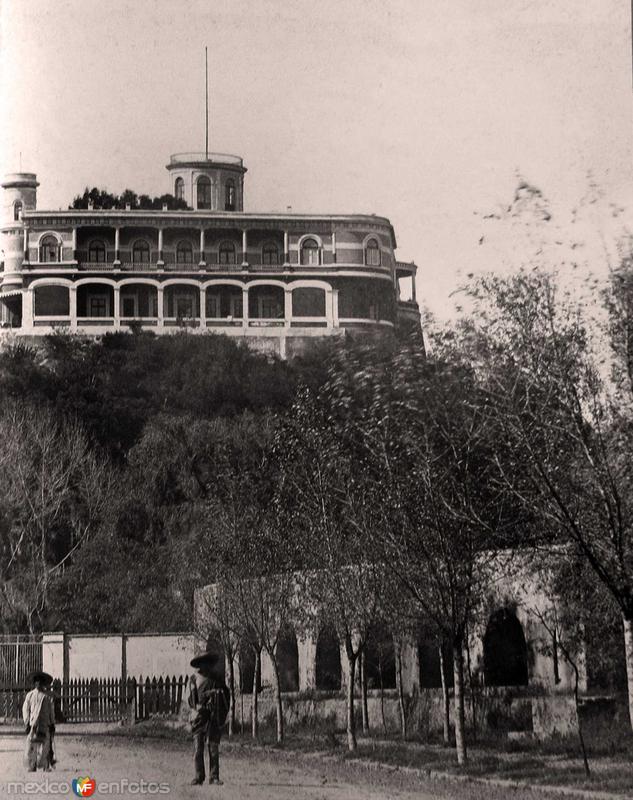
[225, 180, 236, 211]
[249, 285, 284, 319]
[300, 238, 320, 266]
[33, 285, 69, 317]
[13, 201, 22, 222]
[174, 177, 185, 202]
[483, 608, 529, 687]
[315, 625, 341, 691]
[132, 239, 150, 264]
[176, 240, 193, 264]
[218, 241, 236, 265]
[197, 176, 212, 210]
[276, 626, 299, 692]
[365, 238, 381, 266]
[88, 240, 106, 263]
[39, 235, 60, 263]
[262, 242, 279, 266]
[292, 287, 326, 317]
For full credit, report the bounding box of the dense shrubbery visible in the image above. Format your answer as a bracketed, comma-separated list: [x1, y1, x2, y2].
[70, 187, 191, 211]
[0, 331, 335, 633]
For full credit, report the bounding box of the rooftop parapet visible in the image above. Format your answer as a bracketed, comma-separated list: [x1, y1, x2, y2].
[168, 152, 244, 168]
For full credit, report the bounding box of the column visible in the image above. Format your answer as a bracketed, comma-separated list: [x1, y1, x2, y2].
[157, 228, 164, 266]
[284, 288, 292, 328]
[113, 285, 120, 328]
[325, 288, 335, 328]
[157, 286, 165, 328]
[199, 229, 206, 266]
[200, 286, 206, 325]
[72, 227, 78, 261]
[283, 231, 290, 266]
[114, 227, 121, 264]
[331, 231, 337, 264]
[411, 272, 417, 303]
[69, 286, 77, 330]
[23, 226, 29, 261]
[242, 287, 249, 328]
[331, 289, 340, 328]
[241, 230, 248, 267]
[22, 288, 34, 331]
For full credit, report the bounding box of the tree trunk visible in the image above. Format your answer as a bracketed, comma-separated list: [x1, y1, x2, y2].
[465, 634, 477, 742]
[270, 655, 284, 744]
[395, 644, 407, 739]
[378, 657, 387, 734]
[251, 649, 260, 739]
[624, 614, 633, 731]
[452, 640, 467, 765]
[360, 651, 369, 734]
[346, 653, 358, 751]
[572, 660, 590, 776]
[227, 655, 236, 737]
[439, 643, 451, 745]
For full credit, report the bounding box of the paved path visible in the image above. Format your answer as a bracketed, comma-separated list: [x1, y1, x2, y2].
[0, 734, 564, 799]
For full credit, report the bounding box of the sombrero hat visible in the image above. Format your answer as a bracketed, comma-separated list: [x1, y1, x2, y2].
[29, 670, 53, 686]
[190, 651, 221, 669]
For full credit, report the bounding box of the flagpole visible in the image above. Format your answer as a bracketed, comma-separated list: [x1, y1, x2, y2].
[205, 46, 209, 159]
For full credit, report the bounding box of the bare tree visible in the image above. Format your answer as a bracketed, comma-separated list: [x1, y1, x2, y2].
[464, 269, 633, 729]
[0, 401, 111, 632]
[319, 340, 519, 765]
[273, 391, 386, 752]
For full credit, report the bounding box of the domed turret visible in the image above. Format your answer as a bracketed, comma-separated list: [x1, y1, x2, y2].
[1, 173, 39, 289]
[166, 153, 247, 212]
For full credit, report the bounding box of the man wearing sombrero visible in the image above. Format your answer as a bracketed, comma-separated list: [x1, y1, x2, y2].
[188, 651, 230, 786]
[22, 671, 55, 772]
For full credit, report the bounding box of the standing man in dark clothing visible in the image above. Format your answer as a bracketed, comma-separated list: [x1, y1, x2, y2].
[188, 652, 230, 786]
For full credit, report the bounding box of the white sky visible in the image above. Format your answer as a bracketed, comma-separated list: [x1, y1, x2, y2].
[1, 0, 631, 319]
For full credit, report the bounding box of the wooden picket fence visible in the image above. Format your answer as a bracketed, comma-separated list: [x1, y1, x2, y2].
[0, 675, 189, 724]
[135, 675, 189, 721]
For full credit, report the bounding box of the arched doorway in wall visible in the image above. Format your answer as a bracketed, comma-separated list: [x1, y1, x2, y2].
[315, 625, 342, 691]
[204, 627, 225, 682]
[238, 629, 261, 695]
[483, 608, 529, 687]
[417, 637, 453, 689]
[276, 625, 299, 692]
[365, 622, 396, 690]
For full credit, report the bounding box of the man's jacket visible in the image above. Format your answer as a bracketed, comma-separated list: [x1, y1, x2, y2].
[188, 674, 230, 736]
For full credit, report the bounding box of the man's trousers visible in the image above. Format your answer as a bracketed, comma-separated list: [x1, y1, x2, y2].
[193, 730, 221, 782]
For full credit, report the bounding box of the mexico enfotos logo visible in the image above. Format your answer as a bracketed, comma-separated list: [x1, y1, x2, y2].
[4, 777, 170, 795]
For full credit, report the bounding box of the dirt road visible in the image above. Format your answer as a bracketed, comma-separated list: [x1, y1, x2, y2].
[0, 733, 565, 799]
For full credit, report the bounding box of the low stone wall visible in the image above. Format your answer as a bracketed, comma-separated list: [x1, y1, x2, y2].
[224, 687, 578, 739]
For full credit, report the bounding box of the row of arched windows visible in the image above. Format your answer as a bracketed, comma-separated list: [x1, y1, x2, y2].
[174, 176, 236, 211]
[35, 235, 383, 267]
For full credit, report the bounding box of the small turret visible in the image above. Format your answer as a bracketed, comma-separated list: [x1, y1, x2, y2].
[166, 153, 246, 212]
[1, 173, 38, 289]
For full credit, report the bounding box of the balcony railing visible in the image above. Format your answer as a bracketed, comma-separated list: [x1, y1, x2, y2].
[169, 152, 243, 167]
